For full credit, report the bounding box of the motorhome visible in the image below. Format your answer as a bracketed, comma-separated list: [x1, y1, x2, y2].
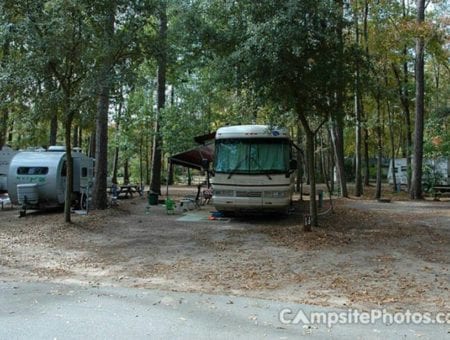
[7, 146, 94, 212]
[211, 125, 297, 213]
[387, 158, 450, 185]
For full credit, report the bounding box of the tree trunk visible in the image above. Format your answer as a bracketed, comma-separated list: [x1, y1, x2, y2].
[304, 128, 317, 230]
[297, 110, 319, 230]
[387, 101, 397, 190]
[112, 98, 122, 185]
[139, 135, 144, 187]
[363, 127, 370, 186]
[146, 137, 151, 185]
[0, 36, 10, 147]
[72, 125, 79, 147]
[319, 133, 332, 195]
[150, 2, 167, 195]
[168, 162, 174, 185]
[89, 131, 96, 158]
[112, 146, 119, 184]
[375, 90, 382, 200]
[78, 126, 83, 150]
[92, 82, 110, 209]
[295, 125, 302, 194]
[392, 62, 412, 189]
[330, 0, 348, 198]
[355, 94, 364, 196]
[0, 108, 8, 148]
[354, 4, 363, 197]
[411, 0, 425, 200]
[330, 117, 348, 197]
[327, 129, 335, 194]
[362, 0, 370, 187]
[92, 3, 115, 209]
[402, 0, 412, 190]
[124, 158, 130, 185]
[64, 109, 75, 223]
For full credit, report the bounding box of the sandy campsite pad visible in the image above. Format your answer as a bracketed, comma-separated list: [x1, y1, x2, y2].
[0, 188, 449, 313]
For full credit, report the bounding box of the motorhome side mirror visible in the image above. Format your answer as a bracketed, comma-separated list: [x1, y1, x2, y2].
[289, 159, 298, 170]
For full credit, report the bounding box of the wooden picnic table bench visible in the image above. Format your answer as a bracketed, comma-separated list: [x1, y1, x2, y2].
[110, 184, 143, 199]
[433, 185, 450, 200]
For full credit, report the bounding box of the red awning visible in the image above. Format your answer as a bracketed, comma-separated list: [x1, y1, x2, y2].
[169, 144, 214, 170]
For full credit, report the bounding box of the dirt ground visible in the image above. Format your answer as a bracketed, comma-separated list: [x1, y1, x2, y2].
[0, 185, 449, 313]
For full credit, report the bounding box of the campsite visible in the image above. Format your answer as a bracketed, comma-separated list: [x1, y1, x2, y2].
[1, 185, 449, 314]
[0, 0, 449, 337]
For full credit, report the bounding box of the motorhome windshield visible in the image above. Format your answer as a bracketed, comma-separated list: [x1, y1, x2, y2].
[215, 138, 290, 174]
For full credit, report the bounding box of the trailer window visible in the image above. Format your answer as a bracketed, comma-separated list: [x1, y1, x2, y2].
[215, 139, 290, 174]
[17, 167, 49, 175]
[81, 167, 88, 177]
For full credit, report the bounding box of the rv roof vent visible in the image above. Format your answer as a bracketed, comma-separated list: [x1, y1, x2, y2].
[73, 147, 82, 153]
[48, 145, 66, 152]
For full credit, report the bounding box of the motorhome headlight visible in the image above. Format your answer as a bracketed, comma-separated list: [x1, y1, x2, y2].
[214, 190, 234, 197]
[265, 191, 288, 198]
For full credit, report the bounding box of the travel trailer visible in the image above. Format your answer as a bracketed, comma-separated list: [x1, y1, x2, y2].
[387, 158, 450, 185]
[211, 125, 297, 213]
[7, 146, 94, 212]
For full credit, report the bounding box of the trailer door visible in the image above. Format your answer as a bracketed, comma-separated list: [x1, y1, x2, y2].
[57, 160, 66, 204]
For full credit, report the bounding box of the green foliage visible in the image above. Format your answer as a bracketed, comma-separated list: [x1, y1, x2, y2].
[204, 0, 352, 124]
[424, 107, 450, 158]
[1, 0, 449, 190]
[423, 163, 445, 193]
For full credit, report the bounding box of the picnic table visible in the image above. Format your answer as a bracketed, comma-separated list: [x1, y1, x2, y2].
[111, 184, 143, 199]
[433, 185, 450, 200]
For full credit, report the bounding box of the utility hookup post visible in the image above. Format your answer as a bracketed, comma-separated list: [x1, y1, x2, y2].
[304, 214, 311, 228]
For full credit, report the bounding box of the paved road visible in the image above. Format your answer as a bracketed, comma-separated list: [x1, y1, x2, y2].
[0, 281, 448, 339]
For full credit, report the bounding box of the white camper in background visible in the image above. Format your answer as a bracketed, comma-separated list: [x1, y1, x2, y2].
[211, 125, 297, 213]
[7, 146, 94, 213]
[388, 158, 450, 185]
[432, 158, 450, 184]
[0, 146, 18, 192]
[387, 158, 409, 185]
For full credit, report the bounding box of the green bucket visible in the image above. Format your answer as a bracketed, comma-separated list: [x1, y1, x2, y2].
[148, 192, 158, 205]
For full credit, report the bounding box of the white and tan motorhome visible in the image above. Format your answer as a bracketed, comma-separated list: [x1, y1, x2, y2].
[211, 125, 297, 213]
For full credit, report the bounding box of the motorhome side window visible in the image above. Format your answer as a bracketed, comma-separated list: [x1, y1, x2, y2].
[82, 167, 88, 177]
[17, 167, 49, 175]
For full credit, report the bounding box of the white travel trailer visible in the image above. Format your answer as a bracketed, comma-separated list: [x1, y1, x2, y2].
[0, 146, 18, 191]
[7, 146, 94, 213]
[388, 157, 450, 185]
[211, 125, 297, 213]
[387, 158, 409, 185]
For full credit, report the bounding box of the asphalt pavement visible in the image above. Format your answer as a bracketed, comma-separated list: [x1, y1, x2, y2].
[0, 281, 448, 339]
